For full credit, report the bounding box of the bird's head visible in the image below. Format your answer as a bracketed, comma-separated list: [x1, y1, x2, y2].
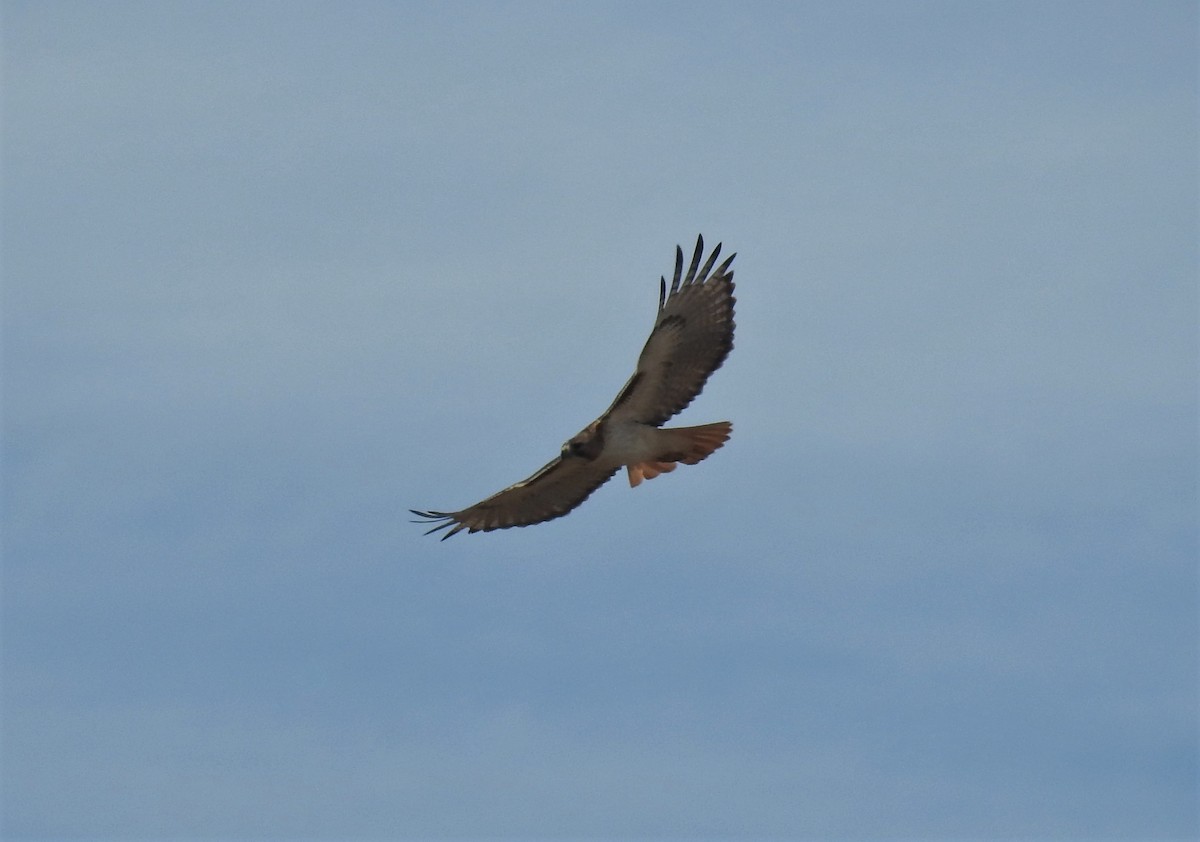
[562, 421, 603, 460]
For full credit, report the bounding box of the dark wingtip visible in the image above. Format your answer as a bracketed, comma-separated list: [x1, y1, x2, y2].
[410, 509, 464, 539]
[684, 235, 704, 285]
[697, 241, 722, 281]
[718, 252, 736, 276]
[409, 508, 448, 521]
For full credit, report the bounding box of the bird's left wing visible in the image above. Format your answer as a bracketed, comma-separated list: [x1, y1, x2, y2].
[604, 235, 736, 426]
[411, 453, 619, 540]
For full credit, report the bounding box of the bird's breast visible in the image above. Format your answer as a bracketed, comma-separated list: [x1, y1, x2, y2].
[602, 420, 664, 464]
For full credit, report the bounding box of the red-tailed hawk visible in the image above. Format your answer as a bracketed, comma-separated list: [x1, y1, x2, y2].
[412, 235, 736, 539]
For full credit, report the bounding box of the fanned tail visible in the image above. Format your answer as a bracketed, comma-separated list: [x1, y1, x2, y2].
[626, 421, 732, 488]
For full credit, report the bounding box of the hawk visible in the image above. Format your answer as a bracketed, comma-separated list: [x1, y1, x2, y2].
[412, 235, 737, 539]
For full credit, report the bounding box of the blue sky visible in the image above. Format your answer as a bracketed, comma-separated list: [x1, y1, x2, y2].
[3, 0, 1196, 837]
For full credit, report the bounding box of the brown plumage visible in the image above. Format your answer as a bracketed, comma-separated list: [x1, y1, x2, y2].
[412, 235, 737, 539]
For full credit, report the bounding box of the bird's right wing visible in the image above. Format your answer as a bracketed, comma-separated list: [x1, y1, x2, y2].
[411, 453, 618, 540]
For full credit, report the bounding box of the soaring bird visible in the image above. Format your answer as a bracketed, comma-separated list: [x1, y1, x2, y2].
[413, 235, 737, 539]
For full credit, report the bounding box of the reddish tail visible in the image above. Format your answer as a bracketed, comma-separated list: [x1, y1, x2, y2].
[626, 421, 732, 488]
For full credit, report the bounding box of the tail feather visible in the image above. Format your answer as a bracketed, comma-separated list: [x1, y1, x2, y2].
[626, 421, 731, 488]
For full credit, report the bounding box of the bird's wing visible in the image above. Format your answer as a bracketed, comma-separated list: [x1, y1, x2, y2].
[411, 454, 618, 540]
[604, 235, 736, 426]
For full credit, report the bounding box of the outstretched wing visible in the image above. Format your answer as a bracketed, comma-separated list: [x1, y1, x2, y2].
[605, 235, 736, 426]
[411, 454, 618, 540]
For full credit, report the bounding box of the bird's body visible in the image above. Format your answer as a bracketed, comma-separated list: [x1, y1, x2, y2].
[413, 235, 737, 539]
[597, 417, 667, 468]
